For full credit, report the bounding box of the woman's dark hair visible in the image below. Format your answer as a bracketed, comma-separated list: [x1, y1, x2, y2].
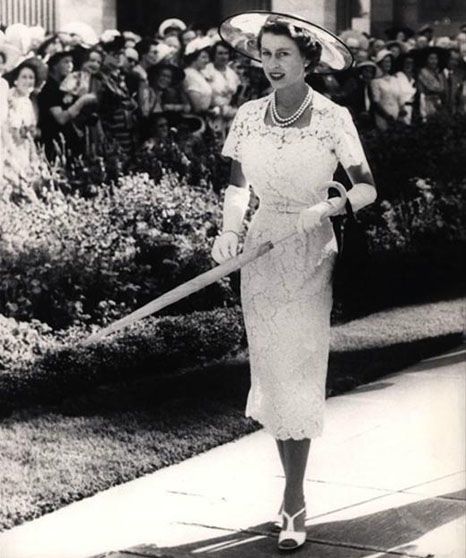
[183, 47, 211, 67]
[257, 21, 322, 71]
[8, 61, 39, 87]
[210, 40, 233, 60]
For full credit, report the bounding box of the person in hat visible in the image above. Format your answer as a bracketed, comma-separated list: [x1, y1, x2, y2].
[393, 51, 418, 124]
[182, 36, 214, 114]
[132, 40, 174, 118]
[58, 47, 106, 157]
[442, 48, 465, 115]
[202, 40, 241, 139]
[417, 46, 447, 119]
[158, 18, 186, 40]
[37, 50, 97, 160]
[2, 60, 41, 201]
[370, 49, 400, 129]
[212, 12, 376, 551]
[147, 60, 188, 114]
[98, 35, 139, 160]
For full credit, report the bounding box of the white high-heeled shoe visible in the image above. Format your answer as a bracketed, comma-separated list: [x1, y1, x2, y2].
[278, 505, 306, 551]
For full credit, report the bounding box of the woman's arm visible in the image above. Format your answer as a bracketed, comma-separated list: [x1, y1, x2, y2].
[211, 160, 249, 263]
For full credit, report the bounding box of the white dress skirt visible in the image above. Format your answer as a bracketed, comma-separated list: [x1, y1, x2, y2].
[221, 91, 367, 440]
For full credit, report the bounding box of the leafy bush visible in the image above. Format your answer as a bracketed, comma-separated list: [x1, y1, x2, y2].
[361, 113, 466, 200]
[0, 307, 244, 414]
[0, 173, 236, 328]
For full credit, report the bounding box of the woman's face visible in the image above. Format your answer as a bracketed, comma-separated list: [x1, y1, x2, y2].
[426, 52, 439, 69]
[84, 51, 102, 74]
[403, 56, 415, 73]
[380, 55, 392, 73]
[193, 50, 210, 70]
[214, 45, 230, 67]
[156, 67, 173, 89]
[260, 32, 307, 90]
[15, 67, 35, 95]
[57, 56, 74, 78]
[373, 40, 385, 54]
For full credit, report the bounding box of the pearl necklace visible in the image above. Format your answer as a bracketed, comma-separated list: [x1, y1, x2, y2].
[270, 87, 313, 127]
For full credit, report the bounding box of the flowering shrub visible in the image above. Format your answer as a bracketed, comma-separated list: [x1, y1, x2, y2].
[363, 177, 466, 253]
[0, 315, 55, 371]
[0, 173, 232, 327]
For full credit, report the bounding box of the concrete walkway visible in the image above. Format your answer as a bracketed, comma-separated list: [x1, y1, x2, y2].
[0, 345, 465, 558]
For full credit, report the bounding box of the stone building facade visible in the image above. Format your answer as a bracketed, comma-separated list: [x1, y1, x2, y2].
[1, 0, 465, 39]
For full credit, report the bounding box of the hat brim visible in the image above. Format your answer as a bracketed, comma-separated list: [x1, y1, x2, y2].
[218, 11, 353, 74]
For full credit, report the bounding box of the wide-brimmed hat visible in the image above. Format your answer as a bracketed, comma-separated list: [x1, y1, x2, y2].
[184, 36, 212, 57]
[158, 18, 187, 38]
[218, 11, 353, 73]
[374, 48, 394, 64]
[60, 21, 98, 47]
[47, 49, 75, 69]
[100, 35, 126, 54]
[356, 60, 379, 75]
[0, 43, 23, 72]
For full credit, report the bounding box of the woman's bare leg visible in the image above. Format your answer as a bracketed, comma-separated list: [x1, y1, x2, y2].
[281, 438, 311, 531]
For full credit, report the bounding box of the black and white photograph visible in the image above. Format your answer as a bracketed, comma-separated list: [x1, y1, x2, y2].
[0, 0, 465, 556]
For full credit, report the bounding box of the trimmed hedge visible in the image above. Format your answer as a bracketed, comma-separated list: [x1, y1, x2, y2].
[0, 307, 245, 415]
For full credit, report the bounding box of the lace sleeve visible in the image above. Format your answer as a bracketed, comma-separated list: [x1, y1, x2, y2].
[333, 106, 367, 169]
[221, 102, 248, 163]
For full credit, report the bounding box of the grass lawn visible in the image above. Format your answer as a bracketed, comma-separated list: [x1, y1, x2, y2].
[0, 298, 464, 532]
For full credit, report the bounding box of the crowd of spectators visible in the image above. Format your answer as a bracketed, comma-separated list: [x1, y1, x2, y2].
[0, 18, 465, 200]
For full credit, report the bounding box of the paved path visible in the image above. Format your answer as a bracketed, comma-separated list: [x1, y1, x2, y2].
[0, 345, 465, 558]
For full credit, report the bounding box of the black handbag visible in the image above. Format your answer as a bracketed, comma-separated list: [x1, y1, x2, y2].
[330, 198, 370, 316]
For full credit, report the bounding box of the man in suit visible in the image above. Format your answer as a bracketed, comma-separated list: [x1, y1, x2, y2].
[443, 48, 465, 115]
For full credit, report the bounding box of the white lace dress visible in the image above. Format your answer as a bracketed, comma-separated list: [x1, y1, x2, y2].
[222, 91, 366, 440]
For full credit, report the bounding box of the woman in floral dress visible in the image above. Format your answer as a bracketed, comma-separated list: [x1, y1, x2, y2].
[2, 61, 41, 202]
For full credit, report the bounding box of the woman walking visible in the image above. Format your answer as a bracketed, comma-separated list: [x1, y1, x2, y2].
[213, 12, 377, 551]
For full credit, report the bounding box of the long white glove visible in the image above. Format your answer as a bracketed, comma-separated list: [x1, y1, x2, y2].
[211, 185, 250, 263]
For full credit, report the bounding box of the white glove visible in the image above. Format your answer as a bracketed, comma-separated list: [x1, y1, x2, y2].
[296, 201, 332, 234]
[211, 231, 239, 263]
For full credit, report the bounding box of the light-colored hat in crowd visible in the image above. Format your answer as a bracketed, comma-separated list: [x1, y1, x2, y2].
[374, 48, 394, 64]
[339, 29, 369, 51]
[158, 18, 187, 38]
[184, 36, 212, 57]
[152, 42, 175, 64]
[100, 29, 121, 44]
[219, 11, 353, 73]
[60, 22, 98, 47]
[0, 43, 23, 72]
[5, 23, 31, 54]
[356, 60, 380, 77]
[123, 30, 142, 44]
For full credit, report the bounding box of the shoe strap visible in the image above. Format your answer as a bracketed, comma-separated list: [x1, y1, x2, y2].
[282, 505, 306, 530]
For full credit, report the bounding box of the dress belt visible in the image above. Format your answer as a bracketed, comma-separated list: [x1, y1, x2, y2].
[259, 201, 312, 214]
